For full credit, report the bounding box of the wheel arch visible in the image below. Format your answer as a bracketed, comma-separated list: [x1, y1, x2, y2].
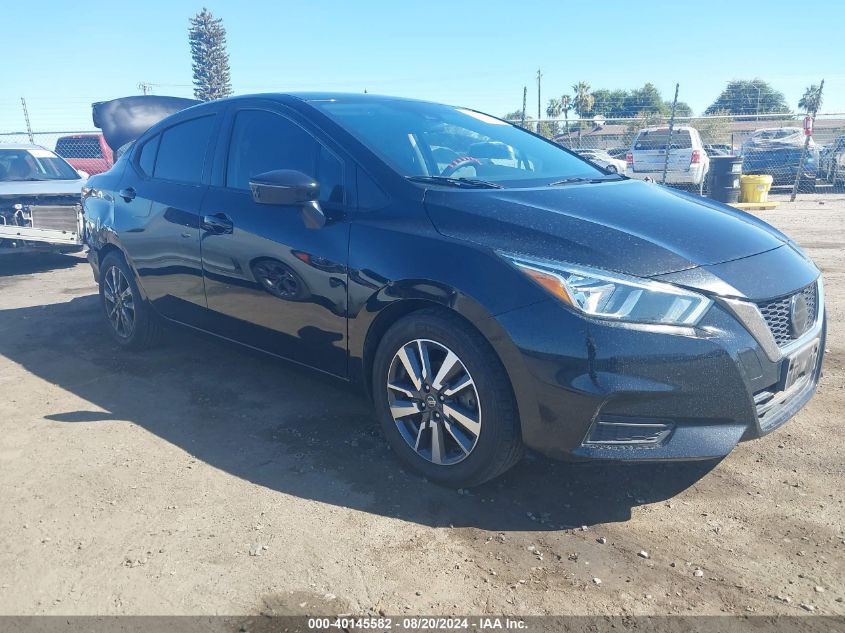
[354, 288, 541, 439]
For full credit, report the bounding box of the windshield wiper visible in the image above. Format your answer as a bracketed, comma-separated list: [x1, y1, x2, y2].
[406, 175, 504, 189]
[549, 175, 623, 186]
[14, 177, 51, 182]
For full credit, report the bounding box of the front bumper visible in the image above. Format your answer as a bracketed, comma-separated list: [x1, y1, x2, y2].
[496, 288, 825, 462]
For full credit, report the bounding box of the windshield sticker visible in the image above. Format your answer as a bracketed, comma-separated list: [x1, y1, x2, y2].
[455, 108, 508, 125]
[27, 149, 55, 158]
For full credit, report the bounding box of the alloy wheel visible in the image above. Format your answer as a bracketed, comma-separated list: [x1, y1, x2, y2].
[103, 266, 136, 339]
[386, 339, 481, 465]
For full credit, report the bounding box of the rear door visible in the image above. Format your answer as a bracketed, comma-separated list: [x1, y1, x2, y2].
[199, 101, 351, 377]
[117, 112, 220, 323]
[632, 128, 693, 173]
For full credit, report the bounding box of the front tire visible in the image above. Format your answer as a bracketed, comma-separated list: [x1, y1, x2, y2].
[99, 251, 162, 349]
[372, 309, 522, 487]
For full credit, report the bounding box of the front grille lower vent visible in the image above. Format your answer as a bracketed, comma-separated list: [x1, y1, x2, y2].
[756, 282, 817, 347]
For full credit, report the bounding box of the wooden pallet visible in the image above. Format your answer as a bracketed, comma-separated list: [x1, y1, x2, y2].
[730, 201, 779, 211]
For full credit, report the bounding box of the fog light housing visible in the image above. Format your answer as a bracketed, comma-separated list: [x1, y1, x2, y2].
[583, 415, 674, 446]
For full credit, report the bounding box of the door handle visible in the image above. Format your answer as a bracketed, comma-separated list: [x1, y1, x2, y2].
[201, 213, 234, 234]
[118, 187, 136, 202]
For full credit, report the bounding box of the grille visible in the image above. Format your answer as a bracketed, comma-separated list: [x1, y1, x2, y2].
[29, 205, 79, 233]
[756, 283, 817, 347]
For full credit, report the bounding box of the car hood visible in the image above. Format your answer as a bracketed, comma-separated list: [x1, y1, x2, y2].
[423, 179, 789, 278]
[0, 179, 86, 198]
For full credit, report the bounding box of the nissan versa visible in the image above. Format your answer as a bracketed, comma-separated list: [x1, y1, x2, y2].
[81, 94, 826, 487]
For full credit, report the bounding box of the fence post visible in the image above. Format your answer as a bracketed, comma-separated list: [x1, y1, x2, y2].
[790, 79, 824, 202]
[661, 83, 679, 185]
[20, 98, 34, 144]
[521, 86, 527, 128]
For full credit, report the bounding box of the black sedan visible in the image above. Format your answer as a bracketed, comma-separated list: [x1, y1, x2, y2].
[82, 94, 825, 487]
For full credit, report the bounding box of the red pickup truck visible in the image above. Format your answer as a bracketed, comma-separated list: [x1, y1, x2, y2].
[54, 133, 113, 175]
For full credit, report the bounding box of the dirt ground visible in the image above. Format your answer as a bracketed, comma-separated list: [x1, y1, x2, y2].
[0, 193, 843, 619]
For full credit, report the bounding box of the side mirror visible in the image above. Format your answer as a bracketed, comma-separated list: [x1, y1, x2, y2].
[249, 169, 326, 229]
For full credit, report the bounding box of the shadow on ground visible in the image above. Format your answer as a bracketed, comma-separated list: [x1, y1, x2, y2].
[1, 294, 718, 531]
[0, 252, 83, 277]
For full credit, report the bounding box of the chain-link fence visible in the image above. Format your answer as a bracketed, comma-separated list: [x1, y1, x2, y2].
[2, 82, 844, 196]
[510, 81, 845, 198]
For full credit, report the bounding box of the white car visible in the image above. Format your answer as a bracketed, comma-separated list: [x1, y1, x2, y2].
[0, 143, 87, 255]
[625, 126, 710, 187]
[574, 149, 627, 174]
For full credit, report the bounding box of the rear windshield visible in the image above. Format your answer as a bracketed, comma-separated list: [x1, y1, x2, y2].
[634, 129, 692, 150]
[55, 137, 103, 158]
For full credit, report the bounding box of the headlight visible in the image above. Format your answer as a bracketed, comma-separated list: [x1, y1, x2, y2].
[503, 254, 712, 326]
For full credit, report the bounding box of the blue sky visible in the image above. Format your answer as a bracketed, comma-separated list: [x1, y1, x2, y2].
[2, 0, 844, 133]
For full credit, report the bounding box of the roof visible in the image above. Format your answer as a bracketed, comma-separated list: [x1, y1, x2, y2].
[0, 143, 48, 150]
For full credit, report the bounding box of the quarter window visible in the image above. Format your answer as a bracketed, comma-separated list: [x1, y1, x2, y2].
[137, 134, 160, 176]
[226, 109, 343, 204]
[153, 115, 215, 184]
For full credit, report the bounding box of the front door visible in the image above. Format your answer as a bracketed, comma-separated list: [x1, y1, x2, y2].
[200, 105, 350, 377]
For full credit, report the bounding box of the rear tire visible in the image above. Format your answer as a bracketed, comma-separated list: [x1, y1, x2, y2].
[99, 251, 162, 350]
[372, 308, 523, 487]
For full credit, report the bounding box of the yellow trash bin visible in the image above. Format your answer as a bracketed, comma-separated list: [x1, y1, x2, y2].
[740, 174, 773, 203]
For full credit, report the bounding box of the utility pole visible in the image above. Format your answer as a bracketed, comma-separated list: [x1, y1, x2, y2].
[137, 82, 153, 95]
[536, 69, 542, 134]
[20, 98, 34, 144]
[521, 86, 527, 127]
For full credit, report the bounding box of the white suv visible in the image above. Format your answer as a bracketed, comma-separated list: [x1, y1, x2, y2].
[626, 126, 710, 186]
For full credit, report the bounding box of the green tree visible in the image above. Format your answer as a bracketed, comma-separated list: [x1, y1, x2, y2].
[189, 7, 233, 101]
[572, 81, 595, 118]
[690, 109, 732, 146]
[625, 83, 664, 116]
[504, 110, 532, 130]
[705, 79, 789, 116]
[669, 101, 693, 118]
[798, 84, 823, 113]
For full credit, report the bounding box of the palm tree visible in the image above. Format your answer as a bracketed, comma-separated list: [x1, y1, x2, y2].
[799, 84, 823, 114]
[572, 82, 594, 147]
[560, 94, 573, 145]
[572, 81, 595, 118]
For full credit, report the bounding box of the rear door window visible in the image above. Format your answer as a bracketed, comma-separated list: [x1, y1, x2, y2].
[153, 115, 215, 184]
[137, 134, 160, 176]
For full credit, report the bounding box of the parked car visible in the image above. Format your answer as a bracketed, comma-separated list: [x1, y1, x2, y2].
[741, 127, 818, 191]
[574, 149, 627, 174]
[606, 147, 629, 160]
[55, 133, 113, 176]
[0, 143, 86, 255]
[625, 126, 710, 187]
[83, 94, 825, 487]
[819, 135, 845, 188]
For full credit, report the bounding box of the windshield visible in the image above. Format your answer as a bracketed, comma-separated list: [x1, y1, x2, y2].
[0, 148, 81, 181]
[311, 99, 604, 186]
